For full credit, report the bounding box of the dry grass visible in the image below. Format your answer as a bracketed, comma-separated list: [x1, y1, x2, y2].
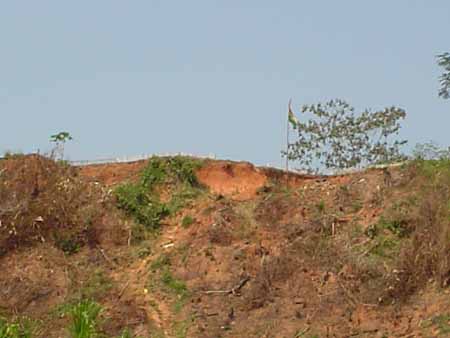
[0, 155, 105, 255]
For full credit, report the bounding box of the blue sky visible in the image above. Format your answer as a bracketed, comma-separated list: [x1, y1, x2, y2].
[1, 1, 449, 166]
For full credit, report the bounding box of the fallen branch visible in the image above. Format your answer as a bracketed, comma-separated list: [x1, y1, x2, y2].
[203, 276, 250, 295]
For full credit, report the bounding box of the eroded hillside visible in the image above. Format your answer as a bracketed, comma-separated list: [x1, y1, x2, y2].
[1, 154, 450, 337]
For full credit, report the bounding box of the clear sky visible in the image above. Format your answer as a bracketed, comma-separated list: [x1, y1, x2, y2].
[1, 1, 449, 166]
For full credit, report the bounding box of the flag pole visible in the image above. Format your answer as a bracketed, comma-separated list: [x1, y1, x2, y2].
[286, 99, 292, 177]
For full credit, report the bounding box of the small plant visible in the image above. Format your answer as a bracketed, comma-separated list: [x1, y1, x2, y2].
[136, 246, 152, 258]
[378, 218, 409, 238]
[117, 328, 134, 338]
[316, 200, 326, 213]
[181, 215, 194, 228]
[150, 253, 171, 271]
[55, 237, 81, 255]
[161, 269, 188, 297]
[431, 314, 450, 335]
[2, 151, 24, 160]
[0, 317, 33, 338]
[50, 131, 73, 160]
[173, 318, 192, 338]
[68, 299, 102, 338]
[149, 253, 189, 313]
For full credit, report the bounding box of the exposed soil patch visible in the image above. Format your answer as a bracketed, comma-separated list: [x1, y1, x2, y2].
[78, 160, 148, 186]
[196, 161, 267, 200]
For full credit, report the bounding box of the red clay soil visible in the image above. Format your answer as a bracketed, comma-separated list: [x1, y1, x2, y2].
[196, 161, 268, 201]
[78, 160, 147, 185]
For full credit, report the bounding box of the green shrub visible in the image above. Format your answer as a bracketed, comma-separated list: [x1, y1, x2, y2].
[375, 217, 410, 238]
[140, 156, 201, 189]
[140, 158, 167, 189]
[114, 156, 203, 232]
[115, 184, 169, 230]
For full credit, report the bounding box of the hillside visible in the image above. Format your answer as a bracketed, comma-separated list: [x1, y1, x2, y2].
[1, 154, 450, 337]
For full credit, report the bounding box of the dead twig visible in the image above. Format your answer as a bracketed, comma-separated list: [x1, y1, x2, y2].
[127, 228, 132, 247]
[97, 246, 116, 267]
[294, 327, 310, 338]
[118, 280, 131, 299]
[203, 276, 250, 295]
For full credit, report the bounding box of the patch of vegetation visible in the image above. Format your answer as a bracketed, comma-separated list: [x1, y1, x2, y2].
[181, 215, 194, 228]
[75, 269, 114, 301]
[136, 245, 152, 258]
[0, 155, 102, 256]
[365, 158, 450, 302]
[117, 328, 142, 338]
[370, 236, 401, 259]
[149, 253, 190, 313]
[161, 269, 188, 298]
[161, 269, 189, 312]
[115, 184, 169, 230]
[422, 313, 450, 335]
[2, 151, 24, 160]
[55, 236, 82, 255]
[316, 200, 326, 213]
[114, 156, 204, 232]
[377, 217, 409, 238]
[172, 318, 192, 338]
[67, 299, 102, 338]
[0, 317, 37, 338]
[150, 253, 172, 271]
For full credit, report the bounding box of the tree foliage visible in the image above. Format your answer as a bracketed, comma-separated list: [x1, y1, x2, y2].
[50, 131, 73, 143]
[285, 99, 407, 173]
[437, 52, 450, 99]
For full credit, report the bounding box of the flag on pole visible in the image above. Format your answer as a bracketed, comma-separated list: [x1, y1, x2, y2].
[288, 100, 299, 127]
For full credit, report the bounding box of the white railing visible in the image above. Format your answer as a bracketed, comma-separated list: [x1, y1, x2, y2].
[69, 152, 217, 166]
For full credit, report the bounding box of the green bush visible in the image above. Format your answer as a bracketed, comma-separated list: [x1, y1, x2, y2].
[115, 156, 203, 232]
[115, 184, 169, 230]
[140, 156, 201, 189]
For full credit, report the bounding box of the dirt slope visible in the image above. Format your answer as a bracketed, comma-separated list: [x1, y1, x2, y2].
[1, 155, 450, 337]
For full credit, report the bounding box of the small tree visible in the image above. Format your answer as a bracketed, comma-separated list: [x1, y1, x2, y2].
[284, 99, 407, 173]
[50, 131, 73, 160]
[437, 52, 450, 99]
